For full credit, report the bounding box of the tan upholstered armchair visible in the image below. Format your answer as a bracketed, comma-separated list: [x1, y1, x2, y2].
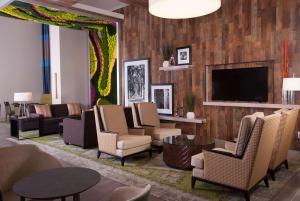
[0, 145, 62, 201]
[191, 114, 281, 201]
[132, 102, 181, 148]
[268, 108, 299, 180]
[93, 105, 152, 166]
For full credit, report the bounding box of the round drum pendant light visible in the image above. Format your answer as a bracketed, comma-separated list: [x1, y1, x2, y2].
[149, 0, 221, 19]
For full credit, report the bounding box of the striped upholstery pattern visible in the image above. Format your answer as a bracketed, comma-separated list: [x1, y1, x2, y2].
[67, 103, 81, 116]
[34, 104, 52, 118]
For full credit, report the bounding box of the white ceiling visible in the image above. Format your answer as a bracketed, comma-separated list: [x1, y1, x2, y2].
[77, 0, 128, 11]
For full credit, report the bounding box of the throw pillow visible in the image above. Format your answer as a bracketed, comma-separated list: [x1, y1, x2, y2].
[67, 103, 81, 116]
[34, 104, 52, 118]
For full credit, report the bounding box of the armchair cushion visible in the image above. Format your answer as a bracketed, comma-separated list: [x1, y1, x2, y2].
[100, 105, 129, 135]
[128, 128, 145, 135]
[67, 103, 81, 116]
[137, 103, 160, 127]
[117, 135, 151, 150]
[151, 127, 181, 140]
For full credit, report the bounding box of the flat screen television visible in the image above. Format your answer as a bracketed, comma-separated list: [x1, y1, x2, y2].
[212, 67, 268, 102]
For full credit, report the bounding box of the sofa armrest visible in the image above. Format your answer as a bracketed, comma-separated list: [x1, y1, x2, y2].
[160, 122, 176, 128]
[63, 118, 83, 140]
[128, 128, 145, 136]
[98, 131, 118, 154]
[201, 150, 249, 189]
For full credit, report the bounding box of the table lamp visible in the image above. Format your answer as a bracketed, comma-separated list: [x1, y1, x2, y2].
[14, 92, 32, 116]
[282, 77, 300, 105]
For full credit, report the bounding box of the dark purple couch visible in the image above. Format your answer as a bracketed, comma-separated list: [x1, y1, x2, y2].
[29, 104, 81, 136]
[63, 110, 97, 148]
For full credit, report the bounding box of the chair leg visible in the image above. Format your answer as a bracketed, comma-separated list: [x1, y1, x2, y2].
[284, 160, 289, 169]
[269, 170, 275, 181]
[121, 158, 125, 166]
[191, 176, 196, 189]
[243, 191, 250, 201]
[149, 149, 152, 158]
[97, 150, 101, 159]
[264, 176, 269, 187]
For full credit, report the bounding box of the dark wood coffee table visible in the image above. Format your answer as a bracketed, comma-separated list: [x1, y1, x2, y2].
[13, 167, 100, 201]
[163, 135, 215, 170]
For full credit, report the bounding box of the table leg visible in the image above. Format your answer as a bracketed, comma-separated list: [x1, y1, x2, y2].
[20, 197, 25, 201]
[73, 194, 80, 201]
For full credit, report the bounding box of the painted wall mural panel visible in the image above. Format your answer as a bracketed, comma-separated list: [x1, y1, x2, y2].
[0, 1, 118, 106]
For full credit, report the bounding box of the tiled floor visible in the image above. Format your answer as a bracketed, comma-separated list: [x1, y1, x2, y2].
[1, 121, 300, 201]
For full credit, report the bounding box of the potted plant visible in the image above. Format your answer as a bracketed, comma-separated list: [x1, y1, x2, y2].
[186, 91, 195, 119]
[161, 43, 173, 67]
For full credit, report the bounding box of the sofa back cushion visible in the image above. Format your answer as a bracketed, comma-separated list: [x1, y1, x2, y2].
[235, 112, 264, 157]
[137, 102, 160, 127]
[34, 104, 52, 118]
[67, 103, 81, 116]
[100, 105, 128, 135]
[51, 104, 69, 117]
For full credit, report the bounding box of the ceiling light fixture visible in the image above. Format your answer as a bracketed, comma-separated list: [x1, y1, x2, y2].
[149, 0, 221, 19]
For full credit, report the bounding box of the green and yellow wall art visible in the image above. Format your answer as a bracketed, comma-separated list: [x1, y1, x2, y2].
[0, 1, 118, 105]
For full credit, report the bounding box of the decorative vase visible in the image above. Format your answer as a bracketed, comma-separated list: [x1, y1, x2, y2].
[186, 112, 195, 119]
[163, 60, 170, 67]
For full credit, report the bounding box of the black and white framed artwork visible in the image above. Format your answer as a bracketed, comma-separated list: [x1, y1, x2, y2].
[124, 58, 150, 106]
[176, 46, 192, 65]
[151, 84, 174, 115]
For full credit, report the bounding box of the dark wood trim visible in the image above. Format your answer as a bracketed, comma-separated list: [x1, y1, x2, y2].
[97, 149, 152, 166]
[192, 175, 269, 201]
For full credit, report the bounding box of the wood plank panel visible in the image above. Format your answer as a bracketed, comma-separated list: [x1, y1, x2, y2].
[119, 0, 300, 150]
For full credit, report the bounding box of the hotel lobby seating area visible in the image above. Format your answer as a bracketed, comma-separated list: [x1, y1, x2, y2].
[1, 0, 300, 201]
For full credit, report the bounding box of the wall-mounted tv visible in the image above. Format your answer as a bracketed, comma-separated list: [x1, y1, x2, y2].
[212, 67, 268, 102]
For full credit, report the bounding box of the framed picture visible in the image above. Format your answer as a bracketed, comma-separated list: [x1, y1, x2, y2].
[124, 58, 150, 106]
[176, 46, 192, 65]
[150, 84, 174, 115]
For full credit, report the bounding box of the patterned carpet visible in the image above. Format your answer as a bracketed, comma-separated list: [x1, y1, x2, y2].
[9, 131, 300, 201]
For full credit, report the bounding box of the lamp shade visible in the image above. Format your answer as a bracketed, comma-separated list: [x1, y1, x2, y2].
[149, 0, 221, 19]
[14, 92, 32, 102]
[282, 78, 300, 91]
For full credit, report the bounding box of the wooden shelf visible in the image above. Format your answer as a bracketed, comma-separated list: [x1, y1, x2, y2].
[203, 101, 300, 109]
[159, 115, 206, 124]
[159, 65, 193, 71]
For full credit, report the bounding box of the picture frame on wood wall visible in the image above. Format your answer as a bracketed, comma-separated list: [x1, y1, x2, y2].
[124, 58, 150, 106]
[150, 84, 174, 115]
[176, 46, 192, 65]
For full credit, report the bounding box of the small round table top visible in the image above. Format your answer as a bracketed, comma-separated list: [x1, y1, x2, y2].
[163, 135, 215, 147]
[13, 167, 101, 200]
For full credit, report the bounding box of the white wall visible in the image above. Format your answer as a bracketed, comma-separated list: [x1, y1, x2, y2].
[0, 16, 43, 117]
[49, 25, 89, 108]
[60, 27, 89, 108]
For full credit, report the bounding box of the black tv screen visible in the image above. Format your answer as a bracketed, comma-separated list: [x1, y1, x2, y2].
[212, 67, 268, 102]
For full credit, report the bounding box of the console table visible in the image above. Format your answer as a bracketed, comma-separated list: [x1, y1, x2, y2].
[159, 116, 206, 134]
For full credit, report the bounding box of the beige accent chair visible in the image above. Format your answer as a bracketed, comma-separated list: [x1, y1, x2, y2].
[94, 105, 152, 166]
[0, 144, 61, 201]
[268, 108, 299, 180]
[110, 184, 151, 201]
[191, 114, 281, 201]
[132, 103, 181, 148]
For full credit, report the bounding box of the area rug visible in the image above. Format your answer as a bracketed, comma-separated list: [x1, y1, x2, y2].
[8, 134, 300, 201]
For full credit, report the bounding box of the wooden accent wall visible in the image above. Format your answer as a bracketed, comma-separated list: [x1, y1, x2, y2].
[119, 0, 300, 149]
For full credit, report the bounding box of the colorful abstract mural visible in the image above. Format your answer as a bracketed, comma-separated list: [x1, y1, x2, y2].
[0, 1, 117, 105]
